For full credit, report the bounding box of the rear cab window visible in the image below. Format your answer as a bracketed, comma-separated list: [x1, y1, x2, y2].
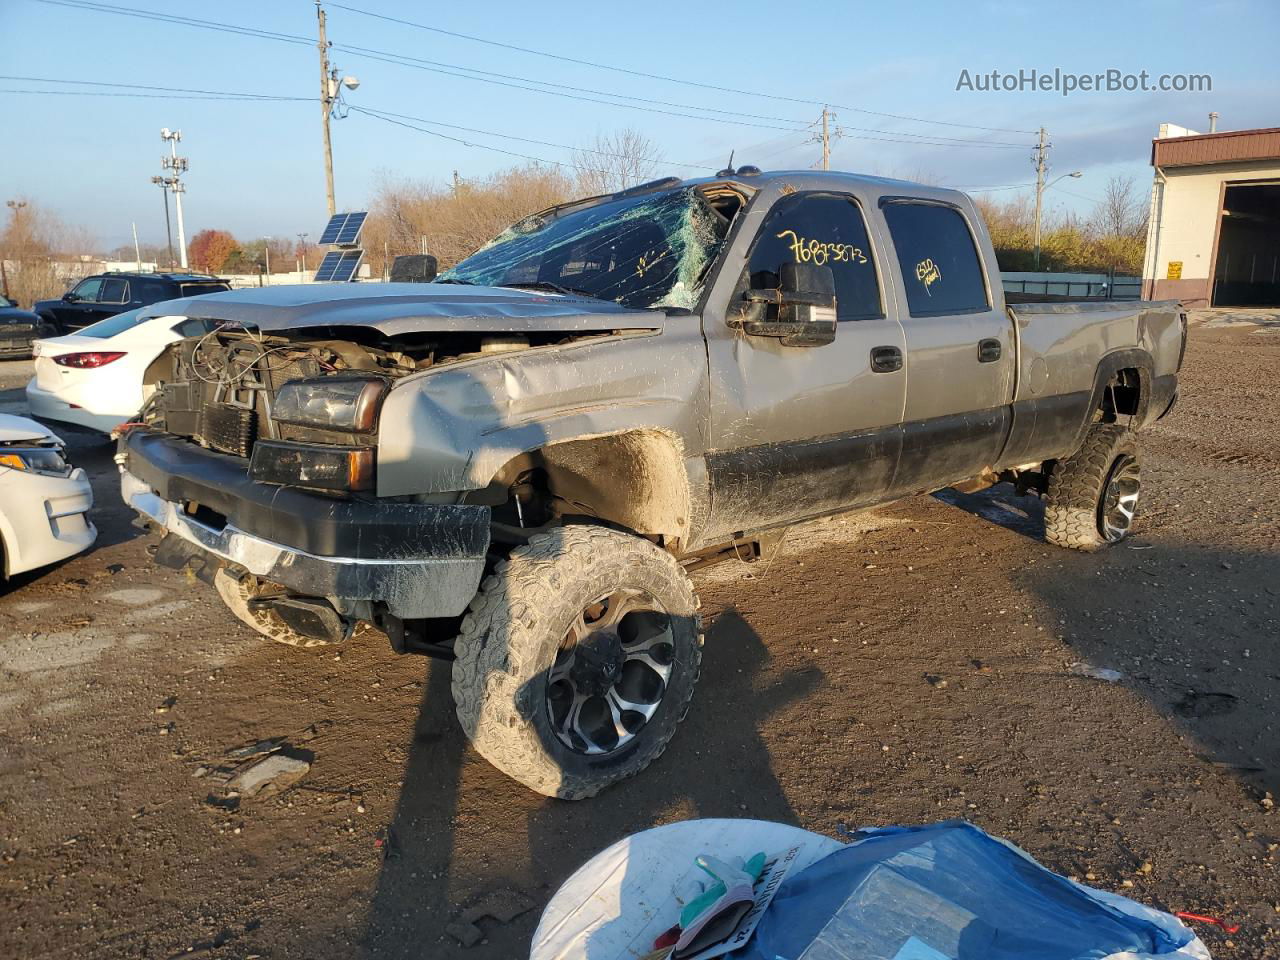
[746, 192, 883, 321]
[881, 201, 990, 316]
[180, 282, 231, 297]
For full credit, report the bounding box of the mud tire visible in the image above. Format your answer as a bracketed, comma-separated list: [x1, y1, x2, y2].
[1044, 424, 1141, 552]
[451, 526, 702, 800]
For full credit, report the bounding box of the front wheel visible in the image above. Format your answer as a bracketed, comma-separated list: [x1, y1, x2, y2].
[1043, 424, 1142, 551]
[451, 526, 702, 799]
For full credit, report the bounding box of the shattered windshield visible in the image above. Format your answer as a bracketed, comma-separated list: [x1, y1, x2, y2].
[439, 187, 729, 310]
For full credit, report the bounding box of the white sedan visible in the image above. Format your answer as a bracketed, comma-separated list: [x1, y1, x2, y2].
[26, 308, 213, 433]
[0, 414, 96, 577]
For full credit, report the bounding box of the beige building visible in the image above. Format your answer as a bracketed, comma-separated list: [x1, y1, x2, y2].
[1143, 124, 1280, 306]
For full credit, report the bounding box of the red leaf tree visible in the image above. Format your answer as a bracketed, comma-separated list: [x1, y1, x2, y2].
[187, 229, 237, 274]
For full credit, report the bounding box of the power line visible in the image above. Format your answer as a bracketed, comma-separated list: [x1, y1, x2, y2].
[324, 1, 1037, 135]
[0, 74, 310, 100]
[350, 106, 644, 177]
[35, 0, 1033, 148]
[334, 42, 1030, 147]
[355, 106, 713, 170]
[0, 88, 306, 101]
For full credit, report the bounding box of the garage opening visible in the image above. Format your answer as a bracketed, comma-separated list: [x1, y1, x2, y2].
[1211, 183, 1280, 306]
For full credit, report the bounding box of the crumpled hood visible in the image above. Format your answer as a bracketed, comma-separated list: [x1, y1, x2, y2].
[137, 282, 665, 337]
[0, 413, 61, 445]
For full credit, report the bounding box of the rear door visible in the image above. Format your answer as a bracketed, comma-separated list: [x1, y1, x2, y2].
[83, 277, 131, 326]
[703, 190, 906, 537]
[879, 199, 1015, 494]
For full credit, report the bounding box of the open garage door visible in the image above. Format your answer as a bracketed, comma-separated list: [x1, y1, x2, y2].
[1211, 183, 1280, 306]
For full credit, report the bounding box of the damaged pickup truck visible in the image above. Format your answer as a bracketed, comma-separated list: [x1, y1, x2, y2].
[117, 170, 1185, 798]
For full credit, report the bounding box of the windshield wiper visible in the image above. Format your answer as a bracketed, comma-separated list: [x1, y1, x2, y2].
[500, 281, 603, 300]
[434, 277, 475, 285]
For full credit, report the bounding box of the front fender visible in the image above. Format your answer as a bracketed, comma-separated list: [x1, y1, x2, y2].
[375, 332, 708, 496]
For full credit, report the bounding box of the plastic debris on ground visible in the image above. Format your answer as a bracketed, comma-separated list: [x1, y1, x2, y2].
[733, 821, 1210, 960]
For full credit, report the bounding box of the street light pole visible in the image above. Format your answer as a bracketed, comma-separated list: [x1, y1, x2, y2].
[263, 236, 272, 285]
[296, 232, 309, 278]
[1033, 162, 1083, 270]
[151, 176, 174, 267]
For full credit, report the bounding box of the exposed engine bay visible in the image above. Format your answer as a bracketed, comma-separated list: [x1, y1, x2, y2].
[140, 325, 605, 459]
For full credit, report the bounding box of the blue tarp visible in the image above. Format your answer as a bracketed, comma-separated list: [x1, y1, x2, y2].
[735, 821, 1204, 960]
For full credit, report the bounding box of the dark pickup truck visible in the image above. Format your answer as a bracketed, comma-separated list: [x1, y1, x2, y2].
[117, 170, 1185, 799]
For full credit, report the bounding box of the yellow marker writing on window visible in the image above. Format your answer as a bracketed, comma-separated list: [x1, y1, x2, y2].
[776, 230, 868, 266]
[636, 249, 668, 277]
[915, 258, 941, 295]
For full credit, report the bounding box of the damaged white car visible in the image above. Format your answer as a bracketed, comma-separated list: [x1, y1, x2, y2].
[0, 414, 96, 577]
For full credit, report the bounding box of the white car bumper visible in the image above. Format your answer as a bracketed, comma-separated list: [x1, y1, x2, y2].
[0, 466, 97, 575]
[25, 381, 130, 434]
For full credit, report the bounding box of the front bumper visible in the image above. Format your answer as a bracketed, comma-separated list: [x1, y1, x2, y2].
[120, 429, 491, 619]
[0, 466, 96, 576]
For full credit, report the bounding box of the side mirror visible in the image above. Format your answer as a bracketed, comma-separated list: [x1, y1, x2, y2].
[63, 292, 76, 302]
[731, 261, 837, 347]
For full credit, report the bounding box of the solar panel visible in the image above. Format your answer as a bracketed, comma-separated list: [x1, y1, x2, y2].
[317, 214, 347, 246]
[317, 211, 368, 247]
[313, 249, 363, 282]
[335, 211, 367, 246]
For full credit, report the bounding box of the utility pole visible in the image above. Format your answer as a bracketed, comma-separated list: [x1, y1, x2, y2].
[161, 128, 189, 269]
[821, 106, 831, 171]
[296, 232, 308, 276]
[263, 236, 272, 285]
[1032, 127, 1049, 270]
[131, 221, 142, 271]
[317, 2, 336, 217]
[151, 176, 174, 266]
[806, 107, 841, 170]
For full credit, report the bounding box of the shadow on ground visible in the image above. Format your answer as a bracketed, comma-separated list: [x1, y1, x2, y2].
[1017, 541, 1280, 798]
[356, 607, 820, 958]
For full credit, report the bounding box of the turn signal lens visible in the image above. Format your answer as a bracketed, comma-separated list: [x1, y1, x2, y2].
[53, 351, 127, 368]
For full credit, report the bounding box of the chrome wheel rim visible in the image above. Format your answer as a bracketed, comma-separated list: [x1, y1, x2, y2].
[1099, 454, 1141, 542]
[546, 588, 675, 756]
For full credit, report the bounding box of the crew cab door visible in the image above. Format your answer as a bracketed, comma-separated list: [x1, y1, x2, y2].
[878, 199, 1015, 494]
[703, 190, 906, 539]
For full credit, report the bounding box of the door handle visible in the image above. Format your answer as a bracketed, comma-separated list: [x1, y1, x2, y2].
[870, 345, 903, 373]
[977, 338, 1002, 363]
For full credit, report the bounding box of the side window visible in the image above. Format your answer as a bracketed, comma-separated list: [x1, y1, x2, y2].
[747, 193, 882, 321]
[135, 280, 166, 304]
[71, 278, 103, 301]
[882, 202, 989, 316]
[99, 278, 129, 304]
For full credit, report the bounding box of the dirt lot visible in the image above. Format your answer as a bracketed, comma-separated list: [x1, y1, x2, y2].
[1, 315, 1278, 959]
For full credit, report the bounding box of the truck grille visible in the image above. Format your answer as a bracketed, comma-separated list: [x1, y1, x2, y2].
[200, 403, 257, 457]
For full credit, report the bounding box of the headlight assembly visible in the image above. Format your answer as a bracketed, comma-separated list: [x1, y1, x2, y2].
[0, 446, 70, 476]
[270, 377, 388, 432]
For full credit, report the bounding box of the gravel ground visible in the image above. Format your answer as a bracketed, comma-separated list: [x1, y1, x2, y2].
[0, 315, 1277, 959]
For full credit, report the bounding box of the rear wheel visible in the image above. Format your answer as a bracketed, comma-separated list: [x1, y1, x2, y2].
[1044, 424, 1142, 551]
[451, 526, 702, 799]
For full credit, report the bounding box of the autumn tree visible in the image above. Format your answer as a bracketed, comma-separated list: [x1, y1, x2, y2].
[187, 229, 237, 274]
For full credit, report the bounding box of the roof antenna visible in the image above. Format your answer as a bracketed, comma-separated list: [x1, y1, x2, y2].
[716, 150, 736, 177]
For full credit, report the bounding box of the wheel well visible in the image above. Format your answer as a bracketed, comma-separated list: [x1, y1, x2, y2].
[1099, 367, 1143, 421]
[489, 430, 691, 548]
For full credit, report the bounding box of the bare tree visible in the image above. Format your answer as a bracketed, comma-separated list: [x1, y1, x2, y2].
[571, 129, 664, 197]
[1093, 175, 1148, 239]
[1, 199, 93, 307]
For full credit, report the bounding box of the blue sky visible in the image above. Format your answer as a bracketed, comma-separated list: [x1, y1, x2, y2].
[2, 0, 1277, 251]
